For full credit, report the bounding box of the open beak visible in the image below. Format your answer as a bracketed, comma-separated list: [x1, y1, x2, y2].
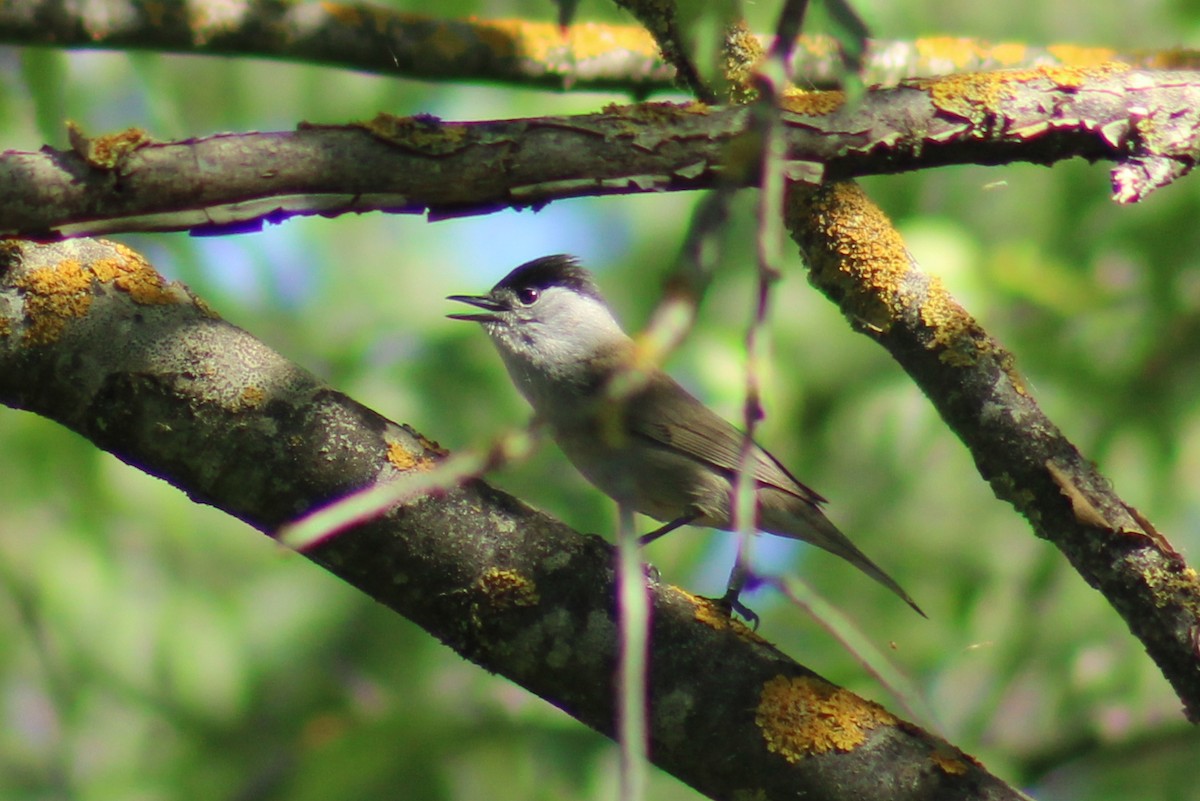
[446, 294, 507, 322]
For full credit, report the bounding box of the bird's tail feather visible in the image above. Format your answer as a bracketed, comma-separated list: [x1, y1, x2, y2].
[760, 498, 925, 617]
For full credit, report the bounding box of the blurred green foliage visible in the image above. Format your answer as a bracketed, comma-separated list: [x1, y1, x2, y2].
[2, 0, 1200, 799]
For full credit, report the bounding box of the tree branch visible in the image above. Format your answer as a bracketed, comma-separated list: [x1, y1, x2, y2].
[785, 179, 1200, 721]
[7, 65, 1200, 239]
[0, 237, 1029, 801]
[2, 0, 1191, 93]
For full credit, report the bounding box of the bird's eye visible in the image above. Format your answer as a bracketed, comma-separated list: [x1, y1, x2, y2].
[517, 287, 539, 305]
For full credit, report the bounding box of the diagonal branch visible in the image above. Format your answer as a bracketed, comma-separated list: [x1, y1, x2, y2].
[785, 179, 1200, 721]
[7, 66, 1200, 239]
[0, 237, 1029, 801]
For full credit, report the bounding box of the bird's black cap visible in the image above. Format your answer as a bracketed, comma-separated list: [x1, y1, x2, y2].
[495, 255, 605, 303]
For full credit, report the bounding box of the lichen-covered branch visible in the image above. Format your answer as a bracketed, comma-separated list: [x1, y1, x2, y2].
[0, 0, 673, 93]
[0, 237, 1028, 801]
[0, 0, 1190, 93]
[785, 180, 1200, 721]
[7, 65, 1200, 239]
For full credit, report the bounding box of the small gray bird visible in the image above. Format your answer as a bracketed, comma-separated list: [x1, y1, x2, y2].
[449, 255, 922, 617]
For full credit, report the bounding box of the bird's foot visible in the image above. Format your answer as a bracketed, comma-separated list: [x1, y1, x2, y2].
[708, 589, 760, 630]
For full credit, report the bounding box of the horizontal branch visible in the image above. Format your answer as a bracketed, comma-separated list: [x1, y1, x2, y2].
[786, 180, 1200, 721]
[1, 0, 1194, 92]
[6, 66, 1200, 239]
[0, 237, 1027, 801]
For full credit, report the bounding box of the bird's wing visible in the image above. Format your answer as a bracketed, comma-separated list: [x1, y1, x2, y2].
[627, 374, 827, 506]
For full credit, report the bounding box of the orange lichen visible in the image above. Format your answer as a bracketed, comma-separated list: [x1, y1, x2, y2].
[90, 244, 180, 305]
[1143, 49, 1200, 70]
[790, 181, 911, 332]
[467, 17, 659, 64]
[790, 182, 1022, 378]
[67, 123, 153, 170]
[193, 296, 222, 320]
[722, 19, 765, 103]
[693, 593, 732, 630]
[476, 567, 540, 608]
[318, 1, 363, 27]
[684, 591, 767, 643]
[923, 63, 1129, 123]
[386, 439, 435, 471]
[756, 675, 898, 761]
[931, 748, 970, 775]
[917, 274, 987, 367]
[779, 88, 845, 116]
[1045, 44, 1120, 67]
[988, 42, 1031, 67]
[14, 259, 94, 344]
[914, 37, 1001, 69]
[912, 37, 1032, 70]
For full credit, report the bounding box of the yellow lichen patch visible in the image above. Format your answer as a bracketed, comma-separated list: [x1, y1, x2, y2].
[914, 37, 1000, 69]
[790, 181, 910, 331]
[356, 112, 469, 155]
[1144, 565, 1200, 608]
[1143, 49, 1200, 70]
[468, 18, 660, 64]
[386, 439, 434, 471]
[924, 62, 1129, 123]
[568, 21, 660, 62]
[318, 1, 363, 27]
[476, 567, 540, 609]
[14, 260, 93, 344]
[693, 594, 731, 631]
[688, 593, 768, 643]
[91, 244, 180, 305]
[931, 748, 970, 775]
[756, 675, 898, 761]
[1045, 44, 1120, 67]
[915, 274, 986, 367]
[193, 296, 222, 319]
[722, 19, 765, 103]
[923, 69, 1028, 123]
[989, 42, 1031, 67]
[913, 37, 1032, 71]
[780, 88, 845, 116]
[1036, 61, 1129, 90]
[67, 122, 153, 170]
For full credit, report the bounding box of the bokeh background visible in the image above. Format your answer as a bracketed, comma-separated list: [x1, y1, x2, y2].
[2, 0, 1199, 798]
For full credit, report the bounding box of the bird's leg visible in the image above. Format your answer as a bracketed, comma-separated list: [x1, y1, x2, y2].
[715, 548, 760, 628]
[637, 512, 698, 547]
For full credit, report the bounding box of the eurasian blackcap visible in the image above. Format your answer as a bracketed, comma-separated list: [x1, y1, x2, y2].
[449, 255, 921, 617]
